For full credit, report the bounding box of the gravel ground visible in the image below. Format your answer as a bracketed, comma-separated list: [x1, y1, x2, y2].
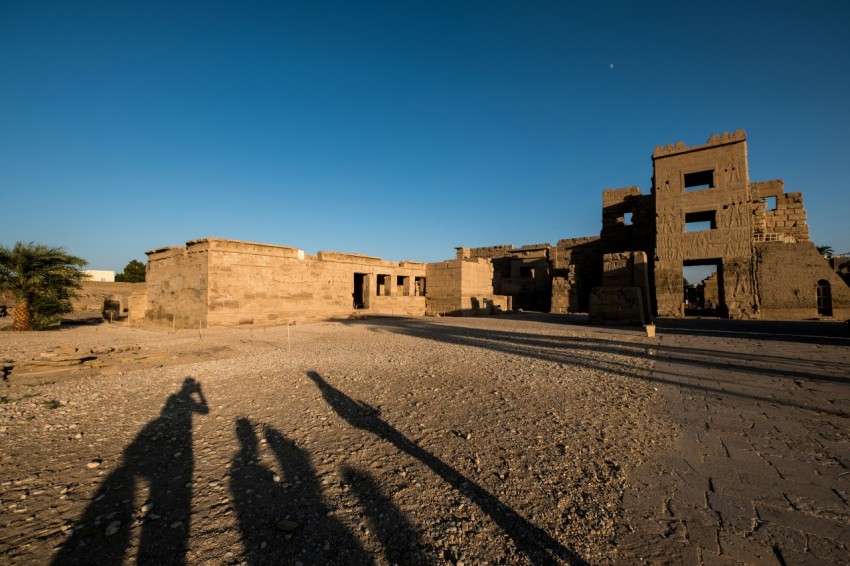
[0, 314, 673, 565]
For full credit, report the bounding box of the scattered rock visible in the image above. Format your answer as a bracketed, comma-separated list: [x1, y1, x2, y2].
[275, 519, 298, 532]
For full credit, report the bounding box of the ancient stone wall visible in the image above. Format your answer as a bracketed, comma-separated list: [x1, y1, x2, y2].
[458, 244, 551, 312]
[501, 246, 551, 311]
[589, 287, 645, 325]
[551, 237, 601, 313]
[600, 186, 654, 256]
[598, 251, 652, 323]
[143, 238, 426, 328]
[460, 245, 514, 259]
[425, 259, 509, 316]
[652, 130, 758, 318]
[145, 243, 210, 328]
[207, 240, 426, 326]
[829, 256, 850, 287]
[701, 273, 719, 307]
[755, 242, 850, 320]
[72, 281, 145, 312]
[764, 192, 810, 243]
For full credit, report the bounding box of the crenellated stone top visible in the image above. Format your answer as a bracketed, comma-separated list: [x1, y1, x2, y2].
[652, 129, 747, 158]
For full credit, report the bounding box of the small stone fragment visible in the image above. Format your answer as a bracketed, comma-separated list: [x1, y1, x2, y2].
[275, 519, 298, 532]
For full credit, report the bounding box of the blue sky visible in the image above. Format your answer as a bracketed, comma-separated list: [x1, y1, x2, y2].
[2, 1, 849, 271]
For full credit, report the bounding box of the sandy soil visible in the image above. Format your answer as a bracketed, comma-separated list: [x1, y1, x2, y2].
[0, 314, 673, 565]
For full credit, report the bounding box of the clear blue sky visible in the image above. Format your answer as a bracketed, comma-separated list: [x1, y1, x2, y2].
[2, 1, 849, 271]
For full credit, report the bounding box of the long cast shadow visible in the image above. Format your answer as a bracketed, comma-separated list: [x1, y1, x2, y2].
[306, 370, 586, 565]
[343, 317, 849, 415]
[230, 418, 371, 565]
[52, 377, 208, 565]
[341, 465, 432, 565]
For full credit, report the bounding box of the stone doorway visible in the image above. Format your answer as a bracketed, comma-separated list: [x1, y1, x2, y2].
[683, 260, 725, 317]
[817, 279, 832, 317]
[353, 273, 366, 309]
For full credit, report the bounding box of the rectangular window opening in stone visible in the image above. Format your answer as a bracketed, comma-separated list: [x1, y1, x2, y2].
[376, 274, 390, 296]
[397, 275, 410, 296]
[495, 259, 512, 278]
[353, 273, 366, 309]
[414, 276, 426, 296]
[684, 170, 715, 191]
[623, 212, 633, 225]
[520, 266, 536, 278]
[685, 210, 717, 232]
[764, 195, 777, 211]
[683, 261, 724, 317]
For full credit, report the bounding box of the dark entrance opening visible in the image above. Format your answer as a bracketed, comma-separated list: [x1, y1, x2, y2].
[353, 273, 366, 309]
[817, 280, 832, 317]
[683, 259, 725, 317]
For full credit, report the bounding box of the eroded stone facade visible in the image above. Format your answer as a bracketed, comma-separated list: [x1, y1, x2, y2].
[133, 130, 848, 327]
[461, 130, 849, 322]
[425, 258, 510, 316]
[143, 239, 426, 328]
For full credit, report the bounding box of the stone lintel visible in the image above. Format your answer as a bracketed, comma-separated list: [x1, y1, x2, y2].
[189, 238, 304, 259]
[317, 250, 386, 265]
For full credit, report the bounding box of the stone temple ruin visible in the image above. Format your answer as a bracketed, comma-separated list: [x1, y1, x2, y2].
[128, 130, 850, 328]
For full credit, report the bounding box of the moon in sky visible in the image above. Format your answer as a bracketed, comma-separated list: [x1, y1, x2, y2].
[609, 63, 614, 69]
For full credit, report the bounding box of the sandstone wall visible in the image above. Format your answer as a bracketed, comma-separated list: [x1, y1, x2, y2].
[755, 242, 850, 320]
[652, 131, 757, 318]
[145, 243, 209, 328]
[460, 245, 514, 260]
[142, 238, 426, 329]
[589, 251, 652, 324]
[551, 237, 601, 314]
[72, 281, 145, 312]
[600, 186, 654, 256]
[459, 244, 551, 312]
[204, 240, 425, 326]
[829, 256, 850, 287]
[128, 292, 147, 324]
[589, 287, 645, 325]
[425, 259, 508, 316]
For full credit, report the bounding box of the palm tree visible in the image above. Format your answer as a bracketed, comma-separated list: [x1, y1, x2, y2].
[0, 242, 87, 331]
[817, 244, 834, 257]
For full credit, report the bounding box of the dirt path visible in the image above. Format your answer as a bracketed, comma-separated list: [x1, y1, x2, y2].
[1, 315, 670, 565]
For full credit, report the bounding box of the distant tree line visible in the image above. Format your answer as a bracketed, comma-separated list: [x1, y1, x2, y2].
[116, 259, 146, 282]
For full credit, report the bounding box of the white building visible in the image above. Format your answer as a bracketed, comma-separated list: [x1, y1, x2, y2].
[84, 269, 116, 282]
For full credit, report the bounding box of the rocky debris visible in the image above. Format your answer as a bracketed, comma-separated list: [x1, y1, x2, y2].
[28, 346, 98, 367]
[0, 316, 673, 565]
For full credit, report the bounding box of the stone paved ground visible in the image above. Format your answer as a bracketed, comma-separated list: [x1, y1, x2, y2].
[617, 319, 850, 565]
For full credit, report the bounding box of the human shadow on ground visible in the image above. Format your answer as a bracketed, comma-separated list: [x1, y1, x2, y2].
[306, 370, 586, 566]
[52, 377, 208, 566]
[340, 464, 431, 565]
[230, 418, 372, 565]
[337, 317, 849, 416]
